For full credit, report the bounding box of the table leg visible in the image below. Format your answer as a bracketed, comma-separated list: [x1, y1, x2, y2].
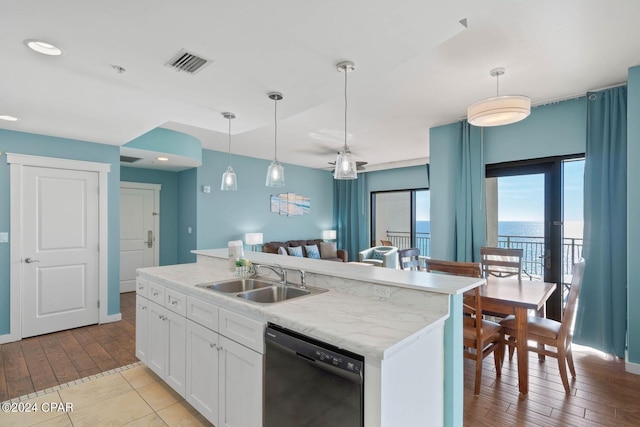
[515, 306, 529, 394]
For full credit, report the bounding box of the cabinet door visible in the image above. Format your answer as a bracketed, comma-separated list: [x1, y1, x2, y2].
[164, 309, 186, 397]
[218, 336, 263, 427]
[186, 320, 220, 425]
[147, 301, 167, 378]
[135, 295, 149, 363]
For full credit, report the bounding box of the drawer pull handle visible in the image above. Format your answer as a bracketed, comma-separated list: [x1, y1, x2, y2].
[210, 343, 216, 349]
[141, 306, 147, 310]
[153, 292, 159, 297]
[171, 300, 178, 306]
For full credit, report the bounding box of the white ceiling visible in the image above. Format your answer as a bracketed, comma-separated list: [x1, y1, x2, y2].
[2, 0, 640, 172]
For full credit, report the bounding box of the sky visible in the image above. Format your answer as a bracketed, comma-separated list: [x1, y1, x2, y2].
[498, 159, 585, 222]
[415, 158, 585, 223]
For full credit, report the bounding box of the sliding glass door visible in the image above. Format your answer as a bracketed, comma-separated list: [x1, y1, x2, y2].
[371, 189, 430, 255]
[486, 156, 584, 320]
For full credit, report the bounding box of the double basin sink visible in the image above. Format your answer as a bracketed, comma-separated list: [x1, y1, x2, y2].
[196, 278, 327, 304]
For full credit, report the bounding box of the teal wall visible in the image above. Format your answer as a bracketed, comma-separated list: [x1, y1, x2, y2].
[120, 166, 179, 266]
[125, 128, 202, 165]
[627, 66, 640, 366]
[0, 130, 121, 335]
[178, 168, 198, 264]
[196, 149, 335, 250]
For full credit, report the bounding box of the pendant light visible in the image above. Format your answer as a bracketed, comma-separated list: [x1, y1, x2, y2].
[265, 92, 285, 187]
[220, 112, 237, 191]
[467, 67, 531, 127]
[334, 61, 357, 180]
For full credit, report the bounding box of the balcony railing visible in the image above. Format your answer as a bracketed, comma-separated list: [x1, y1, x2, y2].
[385, 231, 583, 289]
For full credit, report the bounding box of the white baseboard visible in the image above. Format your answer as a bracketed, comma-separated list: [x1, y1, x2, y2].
[102, 313, 122, 324]
[0, 333, 20, 345]
[625, 359, 640, 375]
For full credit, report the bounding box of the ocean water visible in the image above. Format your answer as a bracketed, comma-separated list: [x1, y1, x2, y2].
[416, 221, 583, 239]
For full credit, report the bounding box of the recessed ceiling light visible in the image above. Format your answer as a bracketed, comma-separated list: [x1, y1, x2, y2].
[0, 115, 19, 122]
[23, 39, 63, 56]
[157, 157, 169, 161]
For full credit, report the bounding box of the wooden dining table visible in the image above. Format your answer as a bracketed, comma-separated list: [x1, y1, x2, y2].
[479, 277, 557, 394]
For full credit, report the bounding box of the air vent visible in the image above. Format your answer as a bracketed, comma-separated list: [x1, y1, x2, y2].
[120, 155, 142, 163]
[165, 49, 211, 74]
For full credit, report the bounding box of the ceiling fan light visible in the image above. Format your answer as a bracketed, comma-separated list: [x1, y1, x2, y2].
[266, 160, 285, 187]
[221, 166, 237, 191]
[334, 150, 357, 179]
[467, 95, 531, 127]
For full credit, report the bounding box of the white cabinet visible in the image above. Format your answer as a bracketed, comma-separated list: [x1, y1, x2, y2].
[186, 319, 220, 423]
[135, 295, 149, 363]
[218, 335, 263, 427]
[137, 277, 264, 426]
[137, 278, 187, 397]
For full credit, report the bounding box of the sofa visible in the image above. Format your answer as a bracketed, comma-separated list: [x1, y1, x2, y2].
[262, 239, 348, 262]
[358, 246, 398, 268]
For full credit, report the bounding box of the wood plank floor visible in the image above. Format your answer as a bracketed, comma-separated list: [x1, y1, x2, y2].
[0, 292, 136, 402]
[464, 346, 640, 426]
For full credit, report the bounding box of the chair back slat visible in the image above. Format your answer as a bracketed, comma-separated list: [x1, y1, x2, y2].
[398, 248, 421, 271]
[424, 259, 483, 278]
[481, 246, 523, 280]
[559, 259, 585, 339]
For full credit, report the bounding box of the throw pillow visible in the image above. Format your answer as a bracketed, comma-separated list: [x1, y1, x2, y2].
[278, 246, 288, 256]
[319, 242, 338, 259]
[372, 249, 388, 260]
[287, 246, 303, 257]
[304, 244, 321, 259]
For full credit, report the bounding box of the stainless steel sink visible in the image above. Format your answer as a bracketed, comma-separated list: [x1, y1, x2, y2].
[197, 278, 275, 293]
[236, 285, 311, 303]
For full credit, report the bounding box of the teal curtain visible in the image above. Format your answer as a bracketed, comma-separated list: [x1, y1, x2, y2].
[574, 86, 627, 358]
[333, 173, 367, 261]
[454, 120, 486, 262]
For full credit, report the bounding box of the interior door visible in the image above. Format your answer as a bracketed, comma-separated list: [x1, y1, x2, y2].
[120, 184, 158, 293]
[21, 166, 100, 338]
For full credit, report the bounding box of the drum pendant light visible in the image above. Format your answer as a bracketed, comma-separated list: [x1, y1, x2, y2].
[467, 67, 530, 127]
[334, 61, 357, 180]
[265, 92, 285, 187]
[220, 112, 237, 191]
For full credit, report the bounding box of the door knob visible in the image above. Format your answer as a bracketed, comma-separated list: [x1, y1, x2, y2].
[24, 257, 40, 263]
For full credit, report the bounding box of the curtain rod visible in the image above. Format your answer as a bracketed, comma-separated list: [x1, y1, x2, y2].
[532, 81, 627, 108]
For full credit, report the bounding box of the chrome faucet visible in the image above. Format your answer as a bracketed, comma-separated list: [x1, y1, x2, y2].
[289, 268, 306, 289]
[254, 264, 287, 285]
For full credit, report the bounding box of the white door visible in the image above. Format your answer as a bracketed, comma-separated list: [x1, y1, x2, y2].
[120, 183, 159, 293]
[21, 166, 100, 338]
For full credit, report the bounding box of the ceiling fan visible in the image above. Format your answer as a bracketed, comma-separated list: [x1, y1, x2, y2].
[328, 160, 368, 171]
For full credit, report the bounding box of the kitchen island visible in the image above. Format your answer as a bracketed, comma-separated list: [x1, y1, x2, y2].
[136, 249, 483, 427]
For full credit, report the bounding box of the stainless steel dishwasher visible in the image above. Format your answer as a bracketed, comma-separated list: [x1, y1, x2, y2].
[264, 323, 364, 427]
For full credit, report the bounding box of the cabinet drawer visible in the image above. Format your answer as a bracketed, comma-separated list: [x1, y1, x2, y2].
[136, 278, 149, 298]
[219, 309, 264, 354]
[166, 288, 187, 316]
[148, 282, 165, 305]
[186, 297, 219, 331]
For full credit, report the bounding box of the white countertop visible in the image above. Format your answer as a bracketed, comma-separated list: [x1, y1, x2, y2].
[138, 249, 483, 360]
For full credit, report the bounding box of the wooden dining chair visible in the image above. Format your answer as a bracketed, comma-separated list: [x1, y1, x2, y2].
[398, 248, 421, 271]
[424, 259, 504, 395]
[480, 247, 523, 280]
[380, 239, 393, 246]
[501, 259, 585, 394]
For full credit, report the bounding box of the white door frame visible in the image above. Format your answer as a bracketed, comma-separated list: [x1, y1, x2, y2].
[4, 153, 113, 344]
[120, 181, 161, 271]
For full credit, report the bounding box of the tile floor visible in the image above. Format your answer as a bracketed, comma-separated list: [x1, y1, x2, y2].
[0, 362, 213, 427]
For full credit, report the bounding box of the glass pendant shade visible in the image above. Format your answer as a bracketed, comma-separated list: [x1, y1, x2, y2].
[221, 112, 237, 191]
[334, 150, 357, 179]
[334, 61, 358, 180]
[221, 166, 237, 191]
[266, 160, 285, 187]
[266, 92, 285, 187]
